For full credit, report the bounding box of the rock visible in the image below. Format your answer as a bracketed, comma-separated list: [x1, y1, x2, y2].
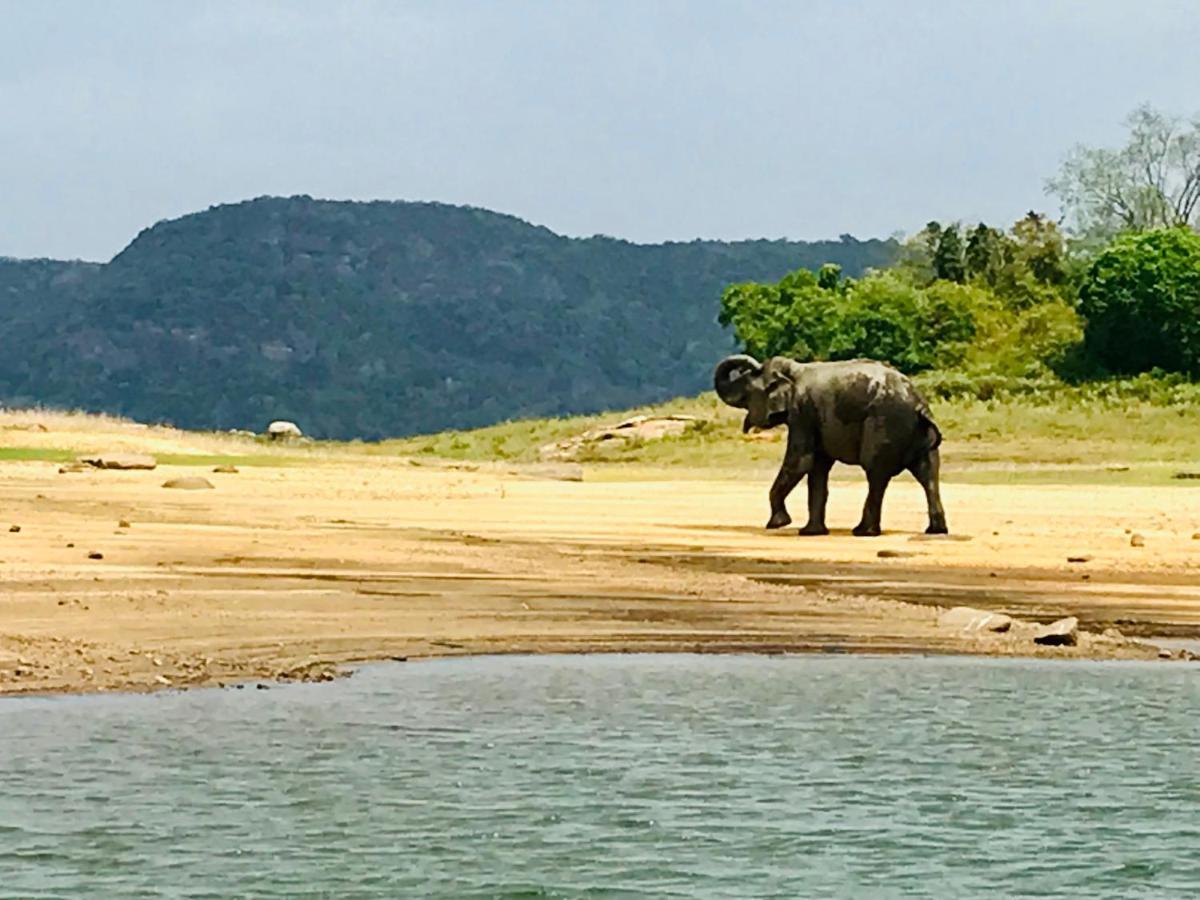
[212, 465, 239, 474]
[162, 476, 214, 490]
[79, 453, 157, 470]
[938, 606, 1014, 634]
[1193, 533, 1200, 541]
[538, 415, 700, 461]
[227, 429, 257, 438]
[154, 674, 172, 685]
[1033, 616, 1079, 646]
[1158, 647, 1174, 659]
[8, 525, 19, 533]
[877, 549, 918, 559]
[118, 520, 131, 529]
[1172, 471, 1200, 480]
[1067, 555, 1093, 563]
[517, 463, 584, 482]
[1130, 533, 1145, 547]
[266, 420, 302, 441]
[87, 551, 103, 560]
[1101, 627, 1126, 642]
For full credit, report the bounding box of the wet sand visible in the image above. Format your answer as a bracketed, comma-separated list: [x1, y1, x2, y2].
[3, 457, 1200, 694]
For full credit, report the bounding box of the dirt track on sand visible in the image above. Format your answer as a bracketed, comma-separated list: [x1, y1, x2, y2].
[3, 459, 1200, 695]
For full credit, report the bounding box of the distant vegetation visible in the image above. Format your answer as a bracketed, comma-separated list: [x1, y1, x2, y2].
[720, 104, 1200, 401]
[0, 199, 893, 439]
[2, 103, 1198, 445]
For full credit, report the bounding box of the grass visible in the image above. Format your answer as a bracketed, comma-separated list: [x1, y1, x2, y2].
[0, 447, 304, 468]
[377, 387, 1200, 481]
[5, 383, 1200, 486]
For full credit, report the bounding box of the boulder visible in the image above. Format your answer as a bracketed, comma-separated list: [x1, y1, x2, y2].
[79, 453, 157, 471]
[539, 415, 699, 461]
[1033, 616, 1079, 646]
[266, 421, 302, 441]
[518, 463, 584, 482]
[162, 476, 214, 490]
[937, 606, 1013, 634]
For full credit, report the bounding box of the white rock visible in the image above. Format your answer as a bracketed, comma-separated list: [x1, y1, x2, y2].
[1033, 616, 1079, 646]
[266, 420, 302, 441]
[937, 606, 1013, 634]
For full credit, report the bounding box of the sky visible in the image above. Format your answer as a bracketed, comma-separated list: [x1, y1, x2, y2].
[2, 0, 1199, 261]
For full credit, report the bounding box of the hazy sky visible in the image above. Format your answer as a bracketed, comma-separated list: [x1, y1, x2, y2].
[3, 0, 1198, 261]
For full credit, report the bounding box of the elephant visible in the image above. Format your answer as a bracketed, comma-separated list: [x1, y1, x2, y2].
[713, 354, 948, 537]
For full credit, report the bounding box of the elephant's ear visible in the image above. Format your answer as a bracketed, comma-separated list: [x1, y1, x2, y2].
[713, 355, 761, 409]
[764, 366, 796, 421]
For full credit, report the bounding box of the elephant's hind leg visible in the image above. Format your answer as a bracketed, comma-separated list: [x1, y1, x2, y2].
[852, 470, 891, 536]
[798, 454, 833, 535]
[909, 448, 948, 534]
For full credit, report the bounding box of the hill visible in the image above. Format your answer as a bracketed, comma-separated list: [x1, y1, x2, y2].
[0, 197, 894, 439]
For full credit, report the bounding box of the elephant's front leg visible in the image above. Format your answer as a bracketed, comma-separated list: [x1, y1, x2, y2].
[766, 451, 812, 529]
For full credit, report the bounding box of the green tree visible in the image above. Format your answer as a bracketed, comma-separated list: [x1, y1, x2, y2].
[1078, 227, 1200, 375]
[964, 223, 1004, 284]
[932, 224, 966, 283]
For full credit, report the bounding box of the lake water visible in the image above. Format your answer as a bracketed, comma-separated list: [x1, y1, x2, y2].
[3, 654, 1200, 898]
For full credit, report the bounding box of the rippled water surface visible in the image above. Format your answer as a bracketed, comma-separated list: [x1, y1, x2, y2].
[4, 654, 1200, 898]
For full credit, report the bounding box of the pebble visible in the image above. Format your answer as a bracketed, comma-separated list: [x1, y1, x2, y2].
[87, 551, 104, 560]
[1130, 533, 1146, 547]
[8, 525, 20, 533]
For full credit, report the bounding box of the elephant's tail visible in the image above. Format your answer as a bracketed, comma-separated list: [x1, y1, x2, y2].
[920, 413, 943, 452]
[914, 391, 942, 451]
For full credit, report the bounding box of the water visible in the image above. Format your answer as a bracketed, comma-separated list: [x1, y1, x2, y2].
[3, 654, 1200, 898]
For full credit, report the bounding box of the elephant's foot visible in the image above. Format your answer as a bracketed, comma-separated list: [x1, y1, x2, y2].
[766, 510, 792, 530]
[852, 522, 882, 537]
[796, 522, 829, 536]
[925, 521, 949, 535]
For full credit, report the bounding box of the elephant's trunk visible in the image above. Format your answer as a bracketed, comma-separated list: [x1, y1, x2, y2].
[713, 354, 761, 409]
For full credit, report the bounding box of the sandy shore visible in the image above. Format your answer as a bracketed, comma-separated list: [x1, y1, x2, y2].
[3, 455, 1200, 695]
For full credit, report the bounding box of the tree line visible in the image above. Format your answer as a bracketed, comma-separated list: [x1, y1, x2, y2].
[719, 104, 1200, 388]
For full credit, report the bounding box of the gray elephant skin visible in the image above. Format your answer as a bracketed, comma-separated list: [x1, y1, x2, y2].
[714, 355, 948, 537]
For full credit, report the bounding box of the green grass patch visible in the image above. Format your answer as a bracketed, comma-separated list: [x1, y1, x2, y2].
[0, 447, 78, 463]
[367, 383, 1200, 475]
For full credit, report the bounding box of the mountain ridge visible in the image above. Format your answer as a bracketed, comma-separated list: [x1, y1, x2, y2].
[0, 196, 896, 438]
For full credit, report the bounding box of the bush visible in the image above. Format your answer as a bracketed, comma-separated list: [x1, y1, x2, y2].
[1078, 227, 1200, 375]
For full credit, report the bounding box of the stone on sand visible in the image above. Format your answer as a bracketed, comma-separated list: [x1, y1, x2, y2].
[937, 606, 1013, 634]
[266, 420, 303, 441]
[1033, 616, 1079, 646]
[79, 453, 158, 470]
[162, 476, 214, 490]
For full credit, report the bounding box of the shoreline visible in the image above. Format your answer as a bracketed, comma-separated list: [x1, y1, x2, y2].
[4, 457, 1200, 697]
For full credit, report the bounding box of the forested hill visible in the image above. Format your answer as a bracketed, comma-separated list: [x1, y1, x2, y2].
[0, 196, 895, 439]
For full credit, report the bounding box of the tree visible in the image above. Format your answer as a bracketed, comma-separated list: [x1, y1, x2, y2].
[719, 268, 976, 374]
[1047, 104, 1200, 242]
[964, 223, 1004, 284]
[931, 225, 966, 283]
[1077, 227, 1200, 375]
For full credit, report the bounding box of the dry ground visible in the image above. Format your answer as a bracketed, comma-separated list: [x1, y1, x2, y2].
[4, 432, 1200, 694]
